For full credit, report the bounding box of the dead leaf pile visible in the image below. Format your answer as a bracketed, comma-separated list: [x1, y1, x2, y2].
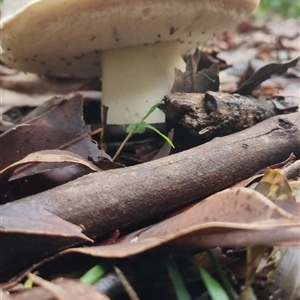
[0, 94, 112, 203]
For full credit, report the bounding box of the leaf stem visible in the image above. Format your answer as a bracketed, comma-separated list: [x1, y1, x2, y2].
[112, 123, 138, 161]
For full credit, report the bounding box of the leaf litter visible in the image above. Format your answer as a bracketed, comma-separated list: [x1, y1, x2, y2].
[0, 94, 112, 202]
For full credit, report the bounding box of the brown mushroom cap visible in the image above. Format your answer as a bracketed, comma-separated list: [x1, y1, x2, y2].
[1, 0, 259, 77]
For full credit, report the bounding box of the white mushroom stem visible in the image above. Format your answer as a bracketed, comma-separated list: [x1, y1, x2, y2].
[101, 41, 186, 125]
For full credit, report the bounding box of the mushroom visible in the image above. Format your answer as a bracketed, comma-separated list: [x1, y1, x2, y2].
[0, 0, 259, 126]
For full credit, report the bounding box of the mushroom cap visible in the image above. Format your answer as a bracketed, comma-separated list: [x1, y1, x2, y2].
[0, 0, 259, 77]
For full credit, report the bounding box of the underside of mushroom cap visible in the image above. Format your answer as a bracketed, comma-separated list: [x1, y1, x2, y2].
[0, 0, 259, 77]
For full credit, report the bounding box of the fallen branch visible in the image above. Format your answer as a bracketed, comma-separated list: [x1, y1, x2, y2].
[159, 91, 298, 138]
[1, 112, 299, 281]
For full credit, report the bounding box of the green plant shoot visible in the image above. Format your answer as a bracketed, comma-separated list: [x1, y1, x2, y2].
[80, 264, 107, 285]
[165, 254, 191, 300]
[113, 103, 174, 161]
[189, 256, 230, 300]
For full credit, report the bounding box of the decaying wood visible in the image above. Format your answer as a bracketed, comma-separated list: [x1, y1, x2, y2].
[159, 92, 298, 138]
[1, 112, 300, 281]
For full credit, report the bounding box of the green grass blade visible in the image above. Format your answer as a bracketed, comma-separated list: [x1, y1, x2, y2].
[141, 103, 160, 121]
[126, 122, 146, 134]
[198, 265, 230, 300]
[189, 256, 230, 300]
[206, 250, 238, 300]
[80, 264, 107, 285]
[143, 123, 175, 148]
[120, 103, 174, 160]
[165, 255, 191, 300]
[126, 103, 161, 134]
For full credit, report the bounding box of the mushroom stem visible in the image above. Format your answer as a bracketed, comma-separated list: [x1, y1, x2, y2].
[101, 41, 186, 125]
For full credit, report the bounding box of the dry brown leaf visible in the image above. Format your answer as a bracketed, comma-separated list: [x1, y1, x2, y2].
[61, 187, 299, 259]
[171, 49, 219, 93]
[143, 129, 174, 161]
[255, 168, 296, 201]
[1, 203, 92, 282]
[235, 56, 300, 95]
[242, 169, 299, 299]
[0, 88, 53, 115]
[0, 202, 91, 240]
[9, 275, 109, 300]
[290, 181, 300, 202]
[0, 71, 99, 95]
[0, 149, 104, 203]
[0, 150, 101, 182]
[254, 172, 300, 300]
[233, 155, 298, 188]
[265, 247, 300, 300]
[0, 94, 109, 170]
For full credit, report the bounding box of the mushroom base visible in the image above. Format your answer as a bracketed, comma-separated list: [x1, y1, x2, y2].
[103, 123, 166, 141]
[101, 42, 186, 125]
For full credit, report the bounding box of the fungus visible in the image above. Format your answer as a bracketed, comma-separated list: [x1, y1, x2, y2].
[0, 0, 259, 125]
